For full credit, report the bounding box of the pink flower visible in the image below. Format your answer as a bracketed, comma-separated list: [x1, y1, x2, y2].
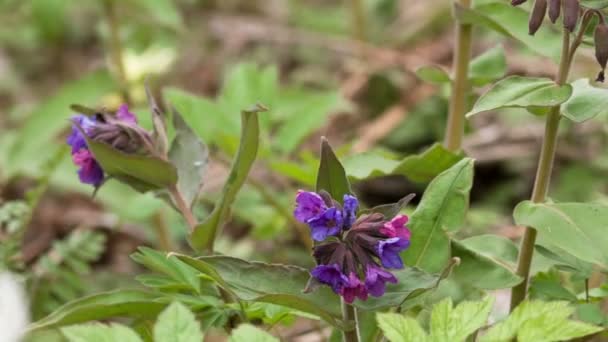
[380, 215, 410, 239]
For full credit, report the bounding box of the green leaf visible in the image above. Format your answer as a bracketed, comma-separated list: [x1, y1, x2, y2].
[229, 324, 279, 342]
[529, 271, 578, 302]
[480, 300, 603, 342]
[415, 65, 451, 85]
[316, 138, 352, 202]
[466, 76, 573, 118]
[169, 108, 209, 208]
[403, 158, 474, 273]
[451, 235, 522, 290]
[61, 323, 142, 342]
[513, 201, 608, 270]
[189, 105, 263, 252]
[430, 297, 494, 342]
[376, 313, 428, 342]
[29, 290, 165, 331]
[580, 0, 608, 9]
[354, 267, 439, 311]
[562, 78, 608, 123]
[128, 0, 183, 31]
[130, 247, 202, 294]
[174, 254, 344, 328]
[469, 45, 507, 87]
[534, 243, 594, 278]
[153, 302, 203, 342]
[344, 143, 462, 183]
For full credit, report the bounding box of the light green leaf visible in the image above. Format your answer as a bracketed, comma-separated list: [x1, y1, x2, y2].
[562, 78, 608, 122]
[403, 158, 474, 273]
[580, 0, 608, 9]
[61, 323, 142, 342]
[128, 0, 183, 30]
[130, 247, 202, 294]
[189, 105, 263, 252]
[229, 324, 279, 342]
[430, 297, 494, 342]
[513, 201, 608, 270]
[415, 65, 451, 85]
[376, 313, 428, 342]
[316, 138, 352, 202]
[469, 45, 507, 86]
[451, 235, 523, 290]
[154, 302, 203, 342]
[466, 76, 573, 118]
[344, 143, 462, 183]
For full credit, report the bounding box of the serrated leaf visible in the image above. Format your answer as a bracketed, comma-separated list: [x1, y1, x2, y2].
[415, 65, 451, 85]
[344, 143, 462, 183]
[466, 76, 572, 117]
[316, 138, 352, 202]
[513, 201, 608, 270]
[562, 78, 608, 122]
[376, 313, 428, 342]
[402, 158, 474, 273]
[430, 297, 494, 342]
[229, 324, 279, 342]
[130, 247, 202, 294]
[189, 105, 263, 252]
[61, 323, 142, 342]
[153, 302, 203, 342]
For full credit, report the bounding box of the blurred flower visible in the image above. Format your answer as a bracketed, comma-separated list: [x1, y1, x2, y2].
[297, 191, 412, 303]
[72, 149, 104, 187]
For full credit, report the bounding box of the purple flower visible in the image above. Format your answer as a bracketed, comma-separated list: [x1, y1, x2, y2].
[311, 264, 348, 293]
[342, 194, 358, 229]
[72, 149, 104, 186]
[308, 207, 343, 241]
[116, 104, 138, 124]
[341, 272, 368, 303]
[365, 265, 397, 297]
[66, 115, 96, 153]
[380, 215, 410, 240]
[377, 237, 410, 269]
[294, 191, 327, 223]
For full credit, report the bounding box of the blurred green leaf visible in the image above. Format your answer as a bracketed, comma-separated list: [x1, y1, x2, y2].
[153, 302, 203, 342]
[61, 323, 142, 342]
[529, 271, 578, 302]
[316, 138, 352, 202]
[403, 159, 474, 273]
[128, 0, 183, 31]
[562, 78, 608, 122]
[467, 76, 572, 118]
[229, 324, 278, 342]
[580, 0, 608, 9]
[415, 65, 450, 85]
[469, 45, 507, 87]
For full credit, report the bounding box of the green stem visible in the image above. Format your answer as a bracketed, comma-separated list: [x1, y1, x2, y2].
[168, 185, 197, 234]
[510, 28, 572, 311]
[102, 0, 131, 104]
[349, 0, 367, 41]
[341, 300, 360, 342]
[444, 0, 473, 151]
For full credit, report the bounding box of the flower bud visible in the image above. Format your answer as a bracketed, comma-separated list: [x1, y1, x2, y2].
[563, 0, 580, 32]
[594, 21, 608, 82]
[512, 0, 528, 5]
[548, 0, 561, 23]
[529, 0, 548, 36]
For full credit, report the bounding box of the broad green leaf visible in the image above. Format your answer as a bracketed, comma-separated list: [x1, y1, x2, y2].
[415, 65, 450, 85]
[354, 267, 439, 311]
[29, 290, 165, 331]
[128, 0, 183, 30]
[316, 138, 352, 202]
[430, 297, 494, 342]
[61, 323, 142, 342]
[529, 271, 578, 302]
[562, 78, 608, 123]
[130, 247, 202, 294]
[451, 235, 522, 290]
[403, 158, 474, 273]
[455, 2, 562, 60]
[466, 76, 572, 117]
[229, 324, 279, 342]
[480, 300, 603, 342]
[174, 254, 345, 328]
[469, 45, 507, 86]
[189, 106, 263, 252]
[581, 0, 608, 9]
[153, 302, 203, 342]
[169, 108, 209, 208]
[376, 313, 428, 342]
[83, 138, 178, 193]
[513, 201, 608, 270]
[534, 243, 594, 278]
[344, 143, 462, 183]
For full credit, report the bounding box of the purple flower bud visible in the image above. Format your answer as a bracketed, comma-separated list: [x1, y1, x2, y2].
[377, 237, 410, 269]
[548, 0, 561, 23]
[340, 272, 368, 303]
[72, 149, 104, 187]
[379, 215, 411, 240]
[116, 104, 138, 124]
[67, 115, 96, 153]
[563, 0, 580, 33]
[313, 241, 343, 265]
[365, 265, 397, 297]
[311, 264, 348, 293]
[308, 207, 343, 241]
[342, 194, 359, 229]
[512, 0, 528, 5]
[595, 21, 608, 82]
[529, 0, 548, 36]
[294, 191, 327, 223]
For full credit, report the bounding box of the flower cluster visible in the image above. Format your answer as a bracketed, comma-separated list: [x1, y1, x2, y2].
[295, 190, 411, 303]
[66, 104, 144, 187]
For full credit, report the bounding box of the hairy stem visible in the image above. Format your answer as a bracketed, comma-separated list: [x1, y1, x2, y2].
[342, 300, 360, 342]
[102, 0, 131, 104]
[510, 28, 572, 311]
[349, 0, 367, 41]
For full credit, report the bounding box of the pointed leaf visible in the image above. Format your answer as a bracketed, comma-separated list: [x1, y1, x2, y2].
[430, 297, 494, 342]
[154, 302, 203, 342]
[415, 65, 451, 85]
[61, 323, 142, 342]
[316, 138, 352, 202]
[130, 247, 202, 294]
[376, 313, 428, 342]
[562, 78, 608, 123]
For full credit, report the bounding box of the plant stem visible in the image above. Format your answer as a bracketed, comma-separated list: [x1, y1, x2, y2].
[444, 0, 473, 152]
[168, 185, 197, 234]
[349, 0, 367, 41]
[510, 28, 572, 311]
[341, 300, 360, 342]
[152, 210, 174, 251]
[102, 0, 131, 104]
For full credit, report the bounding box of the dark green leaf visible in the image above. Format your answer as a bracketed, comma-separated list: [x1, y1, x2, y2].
[415, 66, 451, 85]
[316, 138, 352, 202]
[529, 271, 578, 302]
[360, 194, 416, 218]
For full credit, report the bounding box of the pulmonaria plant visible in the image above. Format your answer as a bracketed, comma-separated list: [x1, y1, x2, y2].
[295, 190, 411, 303]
